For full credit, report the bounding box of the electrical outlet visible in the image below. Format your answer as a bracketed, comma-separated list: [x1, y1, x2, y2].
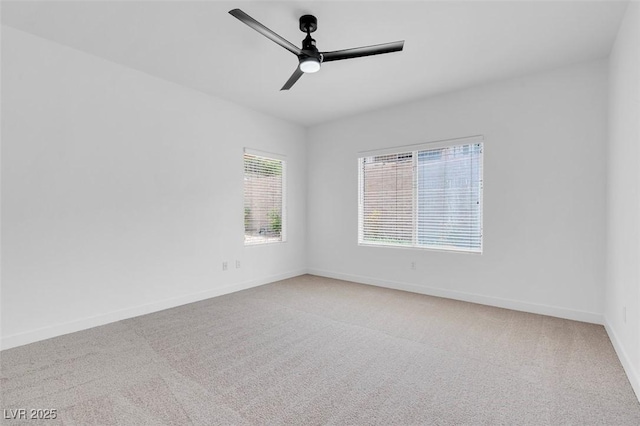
[222, 261, 228, 271]
[236, 260, 241, 269]
[411, 261, 416, 270]
[623, 306, 627, 324]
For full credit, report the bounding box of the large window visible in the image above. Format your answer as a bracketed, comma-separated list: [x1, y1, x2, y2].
[244, 150, 286, 245]
[358, 138, 483, 253]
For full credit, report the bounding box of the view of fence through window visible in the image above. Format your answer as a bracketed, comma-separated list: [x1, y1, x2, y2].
[244, 152, 285, 245]
[359, 141, 483, 253]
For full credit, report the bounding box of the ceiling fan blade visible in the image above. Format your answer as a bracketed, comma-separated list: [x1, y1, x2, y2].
[281, 67, 304, 91]
[229, 9, 302, 56]
[321, 40, 404, 63]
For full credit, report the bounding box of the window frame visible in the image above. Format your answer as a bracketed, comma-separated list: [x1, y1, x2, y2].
[357, 136, 483, 254]
[243, 148, 287, 246]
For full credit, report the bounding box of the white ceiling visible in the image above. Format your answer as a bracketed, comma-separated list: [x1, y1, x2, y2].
[1, 1, 628, 126]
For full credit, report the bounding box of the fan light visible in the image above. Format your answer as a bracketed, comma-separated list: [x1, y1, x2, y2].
[300, 57, 321, 73]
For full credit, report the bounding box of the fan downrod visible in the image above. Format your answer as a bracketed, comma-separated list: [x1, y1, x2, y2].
[299, 15, 317, 33]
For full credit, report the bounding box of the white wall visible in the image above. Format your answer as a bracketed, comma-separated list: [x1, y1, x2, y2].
[307, 60, 608, 323]
[605, 1, 640, 397]
[0, 27, 307, 349]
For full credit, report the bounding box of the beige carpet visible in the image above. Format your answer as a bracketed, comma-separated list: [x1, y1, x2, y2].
[1, 274, 639, 425]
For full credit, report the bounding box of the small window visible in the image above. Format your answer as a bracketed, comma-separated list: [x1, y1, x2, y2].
[244, 150, 286, 245]
[358, 138, 483, 253]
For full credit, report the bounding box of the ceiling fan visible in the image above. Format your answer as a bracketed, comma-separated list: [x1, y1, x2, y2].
[229, 9, 405, 90]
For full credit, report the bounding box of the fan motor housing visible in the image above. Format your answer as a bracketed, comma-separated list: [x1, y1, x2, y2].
[299, 15, 317, 33]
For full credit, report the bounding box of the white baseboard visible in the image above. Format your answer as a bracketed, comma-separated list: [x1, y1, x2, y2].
[604, 318, 640, 402]
[0, 269, 306, 351]
[307, 269, 604, 325]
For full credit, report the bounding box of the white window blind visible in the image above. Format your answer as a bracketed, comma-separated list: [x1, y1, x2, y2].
[360, 152, 414, 246]
[358, 140, 483, 253]
[244, 151, 286, 245]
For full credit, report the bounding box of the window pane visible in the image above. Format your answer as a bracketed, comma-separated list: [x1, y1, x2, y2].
[244, 153, 285, 245]
[417, 143, 482, 252]
[360, 152, 413, 246]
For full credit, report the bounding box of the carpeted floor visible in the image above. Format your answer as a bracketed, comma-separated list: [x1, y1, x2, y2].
[1, 274, 639, 425]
